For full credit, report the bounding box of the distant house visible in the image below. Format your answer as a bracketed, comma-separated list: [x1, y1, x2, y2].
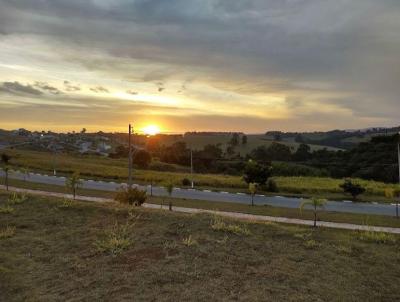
[96, 142, 111, 155]
[79, 142, 93, 153]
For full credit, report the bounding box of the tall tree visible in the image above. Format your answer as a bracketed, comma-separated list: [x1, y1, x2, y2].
[133, 149, 152, 169]
[243, 160, 272, 185]
[229, 133, 240, 146]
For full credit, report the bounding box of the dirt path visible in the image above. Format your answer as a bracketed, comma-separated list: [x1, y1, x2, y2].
[2, 185, 400, 234]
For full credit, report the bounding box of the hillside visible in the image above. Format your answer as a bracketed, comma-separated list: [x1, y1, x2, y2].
[265, 126, 400, 149]
[159, 133, 343, 154]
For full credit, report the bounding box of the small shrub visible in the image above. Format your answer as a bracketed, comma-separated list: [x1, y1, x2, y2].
[163, 240, 179, 250]
[182, 178, 191, 186]
[0, 205, 14, 214]
[182, 235, 198, 247]
[293, 232, 312, 240]
[304, 239, 320, 249]
[58, 198, 75, 209]
[210, 216, 251, 236]
[115, 187, 147, 206]
[7, 192, 27, 205]
[95, 222, 133, 255]
[266, 179, 278, 192]
[335, 245, 353, 255]
[0, 226, 16, 239]
[357, 231, 397, 244]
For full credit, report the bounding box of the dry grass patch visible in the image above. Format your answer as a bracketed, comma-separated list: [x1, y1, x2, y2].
[95, 222, 134, 256]
[356, 230, 397, 244]
[210, 216, 251, 236]
[0, 205, 14, 214]
[0, 226, 16, 239]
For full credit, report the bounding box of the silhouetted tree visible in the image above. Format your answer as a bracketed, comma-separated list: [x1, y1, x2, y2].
[243, 160, 272, 185]
[340, 179, 366, 200]
[133, 149, 152, 169]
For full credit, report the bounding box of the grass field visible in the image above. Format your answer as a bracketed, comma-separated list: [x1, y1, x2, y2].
[3, 149, 399, 202]
[1, 192, 400, 301]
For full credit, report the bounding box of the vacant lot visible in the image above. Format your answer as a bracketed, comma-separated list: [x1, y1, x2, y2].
[1, 192, 400, 301]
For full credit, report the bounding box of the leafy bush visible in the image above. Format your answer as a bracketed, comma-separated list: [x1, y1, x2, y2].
[243, 160, 272, 185]
[115, 187, 147, 206]
[265, 179, 278, 192]
[182, 178, 191, 186]
[340, 179, 366, 200]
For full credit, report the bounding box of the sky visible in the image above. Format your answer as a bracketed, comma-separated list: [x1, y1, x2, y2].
[0, 0, 399, 134]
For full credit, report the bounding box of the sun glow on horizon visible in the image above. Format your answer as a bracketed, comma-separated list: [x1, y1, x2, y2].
[141, 124, 161, 136]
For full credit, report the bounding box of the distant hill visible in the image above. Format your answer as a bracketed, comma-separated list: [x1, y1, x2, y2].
[157, 133, 343, 155]
[265, 126, 400, 150]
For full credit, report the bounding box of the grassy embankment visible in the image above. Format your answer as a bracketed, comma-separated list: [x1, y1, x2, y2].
[1, 192, 400, 301]
[3, 149, 399, 202]
[1, 179, 400, 228]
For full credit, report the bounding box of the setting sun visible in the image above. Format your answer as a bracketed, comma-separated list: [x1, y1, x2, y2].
[141, 124, 161, 136]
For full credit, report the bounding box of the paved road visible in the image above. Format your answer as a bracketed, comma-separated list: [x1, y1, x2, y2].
[1, 169, 398, 217]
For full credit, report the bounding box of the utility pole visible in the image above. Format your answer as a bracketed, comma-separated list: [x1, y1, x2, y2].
[397, 132, 400, 218]
[128, 124, 133, 188]
[190, 148, 194, 188]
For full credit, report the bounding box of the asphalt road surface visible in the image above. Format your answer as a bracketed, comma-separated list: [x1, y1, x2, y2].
[1, 169, 398, 217]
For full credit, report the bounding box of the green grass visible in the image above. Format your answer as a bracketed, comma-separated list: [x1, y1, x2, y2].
[3, 149, 398, 202]
[1, 192, 400, 301]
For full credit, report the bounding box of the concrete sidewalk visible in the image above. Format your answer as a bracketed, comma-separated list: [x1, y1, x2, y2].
[2, 185, 400, 234]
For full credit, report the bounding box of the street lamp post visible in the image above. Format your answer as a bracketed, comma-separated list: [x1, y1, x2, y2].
[128, 124, 133, 188]
[190, 148, 194, 188]
[397, 132, 400, 218]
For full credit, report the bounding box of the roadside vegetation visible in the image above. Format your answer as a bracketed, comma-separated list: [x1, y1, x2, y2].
[1, 191, 399, 301]
[2, 149, 399, 202]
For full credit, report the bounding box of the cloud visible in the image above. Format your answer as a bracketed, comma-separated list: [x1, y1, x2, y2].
[33, 82, 62, 95]
[0, 81, 43, 96]
[90, 86, 109, 93]
[63, 80, 81, 92]
[126, 90, 138, 95]
[0, 0, 399, 131]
